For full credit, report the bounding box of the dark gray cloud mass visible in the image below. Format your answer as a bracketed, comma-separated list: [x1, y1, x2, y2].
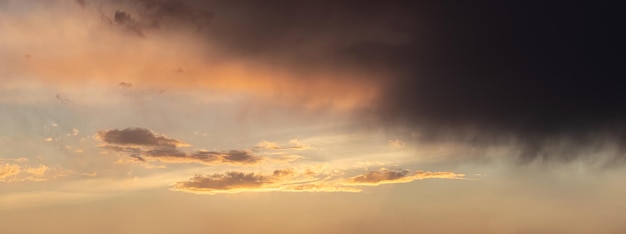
[89, 1, 625, 163]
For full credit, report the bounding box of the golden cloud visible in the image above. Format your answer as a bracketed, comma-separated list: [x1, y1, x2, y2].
[345, 169, 466, 186]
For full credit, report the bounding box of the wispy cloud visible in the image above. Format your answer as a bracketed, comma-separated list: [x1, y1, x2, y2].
[255, 139, 311, 150]
[345, 168, 466, 186]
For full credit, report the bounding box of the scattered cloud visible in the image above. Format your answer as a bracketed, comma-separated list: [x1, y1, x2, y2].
[388, 139, 405, 148]
[97, 128, 188, 148]
[0, 160, 52, 183]
[173, 167, 356, 195]
[146, 149, 262, 165]
[97, 128, 295, 166]
[345, 169, 466, 186]
[0, 163, 21, 181]
[118, 82, 133, 88]
[255, 139, 311, 150]
[173, 167, 466, 195]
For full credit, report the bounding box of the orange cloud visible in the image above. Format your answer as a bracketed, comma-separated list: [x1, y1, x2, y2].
[345, 169, 466, 186]
[0, 163, 21, 181]
[0, 161, 51, 182]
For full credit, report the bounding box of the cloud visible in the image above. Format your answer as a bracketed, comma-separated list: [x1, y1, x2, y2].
[97, 128, 188, 148]
[0, 163, 21, 181]
[173, 168, 357, 195]
[0, 161, 51, 182]
[97, 128, 295, 166]
[175, 172, 267, 192]
[147, 149, 262, 165]
[173, 167, 466, 195]
[255, 139, 311, 151]
[118, 82, 133, 88]
[388, 139, 405, 148]
[25, 165, 48, 176]
[345, 169, 466, 186]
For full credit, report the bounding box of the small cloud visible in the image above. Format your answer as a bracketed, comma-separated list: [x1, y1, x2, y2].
[97, 128, 277, 166]
[119, 82, 133, 88]
[255, 139, 311, 151]
[256, 141, 281, 150]
[13, 158, 29, 163]
[175, 172, 267, 192]
[97, 128, 188, 148]
[111, 10, 145, 37]
[0, 160, 60, 182]
[288, 139, 312, 150]
[345, 168, 466, 186]
[146, 149, 262, 165]
[67, 128, 79, 136]
[25, 165, 48, 176]
[356, 160, 389, 170]
[0, 163, 21, 181]
[273, 168, 295, 177]
[55, 93, 72, 105]
[388, 139, 405, 148]
[114, 11, 131, 24]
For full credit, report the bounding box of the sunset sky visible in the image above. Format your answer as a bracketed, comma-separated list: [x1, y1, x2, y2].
[1, 1, 625, 233]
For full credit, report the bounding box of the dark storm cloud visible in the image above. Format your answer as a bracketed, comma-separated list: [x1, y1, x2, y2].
[91, 1, 624, 163]
[368, 1, 626, 164]
[166, 0, 625, 163]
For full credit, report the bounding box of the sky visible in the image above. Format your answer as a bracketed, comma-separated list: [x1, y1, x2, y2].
[1, 0, 625, 233]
